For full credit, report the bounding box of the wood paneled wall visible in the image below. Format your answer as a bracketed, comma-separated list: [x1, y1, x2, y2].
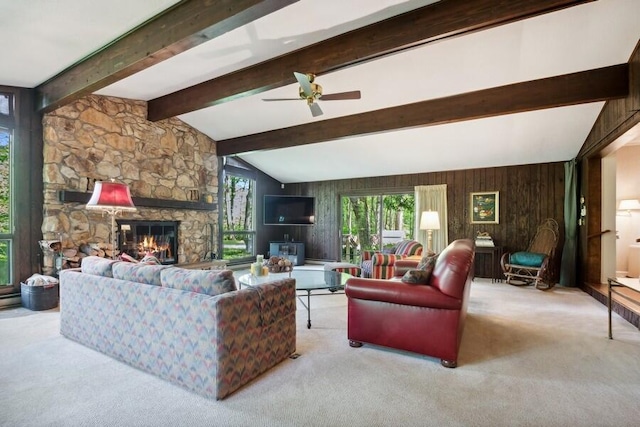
[286, 162, 565, 280]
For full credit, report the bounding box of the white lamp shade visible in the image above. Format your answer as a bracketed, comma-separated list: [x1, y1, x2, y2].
[86, 181, 137, 211]
[618, 199, 640, 211]
[420, 211, 440, 230]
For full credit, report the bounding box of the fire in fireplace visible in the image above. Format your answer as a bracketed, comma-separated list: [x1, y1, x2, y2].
[116, 220, 179, 264]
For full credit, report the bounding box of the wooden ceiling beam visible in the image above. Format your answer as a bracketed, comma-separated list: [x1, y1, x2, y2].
[35, 0, 299, 113]
[148, 0, 593, 121]
[216, 64, 629, 156]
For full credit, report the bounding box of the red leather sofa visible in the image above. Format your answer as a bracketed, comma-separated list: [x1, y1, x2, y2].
[345, 239, 475, 368]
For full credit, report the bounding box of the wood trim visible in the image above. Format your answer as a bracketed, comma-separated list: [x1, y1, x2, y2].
[58, 190, 217, 211]
[578, 39, 640, 160]
[148, 0, 593, 121]
[35, 0, 299, 113]
[218, 64, 629, 156]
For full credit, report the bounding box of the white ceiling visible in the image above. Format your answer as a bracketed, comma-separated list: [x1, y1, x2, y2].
[2, 0, 639, 183]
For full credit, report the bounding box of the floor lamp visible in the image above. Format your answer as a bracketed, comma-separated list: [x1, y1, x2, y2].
[420, 211, 440, 253]
[86, 181, 137, 259]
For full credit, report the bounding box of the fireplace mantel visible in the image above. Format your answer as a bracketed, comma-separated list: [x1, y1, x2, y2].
[58, 190, 217, 211]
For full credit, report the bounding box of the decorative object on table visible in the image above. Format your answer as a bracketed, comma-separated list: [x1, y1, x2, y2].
[251, 254, 268, 276]
[470, 191, 499, 224]
[86, 180, 137, 259]
[265, 256, 293, 273]
[419, 211, 440, 253]
[475, 231, 495, 247]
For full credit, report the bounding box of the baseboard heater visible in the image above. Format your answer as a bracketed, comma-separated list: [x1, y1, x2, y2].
[0, 293, 22, 309]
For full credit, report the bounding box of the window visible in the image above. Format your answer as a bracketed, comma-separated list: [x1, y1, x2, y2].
[222, 158, 256, 262]
[0, 93, 14, 286]
[340, 192, 415, 263]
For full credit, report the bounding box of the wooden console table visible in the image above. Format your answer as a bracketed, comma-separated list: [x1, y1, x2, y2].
[606, 277, 640, 339]
[474, 246, 503, 282]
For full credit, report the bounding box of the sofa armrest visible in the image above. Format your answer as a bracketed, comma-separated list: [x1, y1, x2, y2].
[214, 278, 296, 328]
[371, 253, 400, 266]
[361, 250, 377, 261]
[212, 278, 296, 399]
[345, 278, 462, 310]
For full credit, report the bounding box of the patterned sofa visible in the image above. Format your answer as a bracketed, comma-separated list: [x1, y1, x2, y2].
[59, 256, 296, 400]
[361, 239, 423, 279]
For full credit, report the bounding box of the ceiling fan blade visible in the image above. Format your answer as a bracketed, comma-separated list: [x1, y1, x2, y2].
[309, 103, 323, 117]
[294, 71, 314, 97]
[262, 98, 303, 101]
[320, 90, 361, 101]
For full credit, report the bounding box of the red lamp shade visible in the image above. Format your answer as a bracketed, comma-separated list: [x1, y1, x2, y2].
[86, 181, 136, 212]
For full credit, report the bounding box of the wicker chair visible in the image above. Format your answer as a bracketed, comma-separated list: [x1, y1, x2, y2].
[500, 218, 559, 290]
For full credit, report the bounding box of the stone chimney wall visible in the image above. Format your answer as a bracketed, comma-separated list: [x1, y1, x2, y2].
[42, 95, 219, 266]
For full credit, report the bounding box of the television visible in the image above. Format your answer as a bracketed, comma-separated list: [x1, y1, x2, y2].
[263, 195, 315, 226]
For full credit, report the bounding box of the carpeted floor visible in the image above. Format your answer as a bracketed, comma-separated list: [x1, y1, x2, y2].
[1, 279, 640, 427]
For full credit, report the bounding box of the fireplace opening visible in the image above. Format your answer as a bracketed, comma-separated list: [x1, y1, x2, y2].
[117, 220, 179, 265]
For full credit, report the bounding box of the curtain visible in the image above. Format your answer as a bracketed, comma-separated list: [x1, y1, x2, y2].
[560, 158, 578, 287]
[415, 184, 448, 253]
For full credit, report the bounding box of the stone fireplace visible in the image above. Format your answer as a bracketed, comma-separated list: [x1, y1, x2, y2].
[41, 94, 220, 267]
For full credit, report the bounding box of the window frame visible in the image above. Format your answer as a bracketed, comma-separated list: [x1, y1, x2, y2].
[0, 92, 15, 290]
[221, 159, 257, 264]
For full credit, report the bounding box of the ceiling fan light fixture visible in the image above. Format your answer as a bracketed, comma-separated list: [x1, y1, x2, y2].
[262, 72, 361, 117]
[299, 83, 322, 102]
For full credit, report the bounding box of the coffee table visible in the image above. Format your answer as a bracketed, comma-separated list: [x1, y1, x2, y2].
[237, 268, 351, 329]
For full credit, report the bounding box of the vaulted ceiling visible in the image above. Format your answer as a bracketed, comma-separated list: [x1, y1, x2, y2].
[2, 0, 639, 183]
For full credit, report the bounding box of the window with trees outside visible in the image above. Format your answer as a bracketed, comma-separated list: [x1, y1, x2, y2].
[0, 93, 13, 287]
[340, 193, 415, 263]
[222, 160, 256, 262]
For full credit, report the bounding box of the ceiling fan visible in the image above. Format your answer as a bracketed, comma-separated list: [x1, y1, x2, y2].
[262, 72, 361, 117]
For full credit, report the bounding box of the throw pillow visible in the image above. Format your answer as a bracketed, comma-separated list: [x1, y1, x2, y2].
[416, 252, 438, 272]
[160, 267, 236, 296]
[401, 269, 431, 285]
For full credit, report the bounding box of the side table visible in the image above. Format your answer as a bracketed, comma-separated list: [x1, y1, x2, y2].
[474, 246, 503, 282]
[606, 277, 640, 339]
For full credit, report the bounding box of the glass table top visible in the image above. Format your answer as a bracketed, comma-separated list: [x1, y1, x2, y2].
[237, 268, 351, 290]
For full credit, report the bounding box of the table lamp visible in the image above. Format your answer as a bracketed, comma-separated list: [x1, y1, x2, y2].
[86, 180, 137, 259]
[618, 199, 640, 215]
[420, 211, 440, 253]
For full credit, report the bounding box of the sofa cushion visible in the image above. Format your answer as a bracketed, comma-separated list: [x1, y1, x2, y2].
[112, 262, 169, 286]
[161, 268, 237, 296]
[510, 251, 546, 267]
[81, 256, 119, 277]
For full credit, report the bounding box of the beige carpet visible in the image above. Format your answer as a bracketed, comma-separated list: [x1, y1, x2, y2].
[1, 279, 640, 427]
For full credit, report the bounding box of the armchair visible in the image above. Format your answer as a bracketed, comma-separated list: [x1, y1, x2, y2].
[361, 239, 423, 279]
[346, 239, 475, 367]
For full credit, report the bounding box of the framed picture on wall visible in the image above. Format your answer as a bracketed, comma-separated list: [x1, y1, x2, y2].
[470, 191, 499, 224]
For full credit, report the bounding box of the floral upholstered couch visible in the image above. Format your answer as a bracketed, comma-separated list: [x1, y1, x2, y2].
[59, 256, 296, 400]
